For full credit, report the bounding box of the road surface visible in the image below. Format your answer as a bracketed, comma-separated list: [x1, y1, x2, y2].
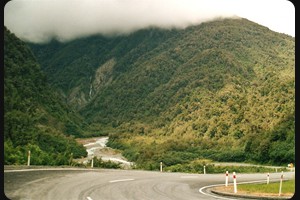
[4, 167, 295, 200]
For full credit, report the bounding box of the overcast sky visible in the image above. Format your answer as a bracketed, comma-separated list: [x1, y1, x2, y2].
[4, 0, 295, 43]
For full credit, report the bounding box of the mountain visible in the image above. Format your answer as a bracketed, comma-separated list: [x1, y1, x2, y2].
[4, 27, 87, 165]
[28, 18, 295, 169]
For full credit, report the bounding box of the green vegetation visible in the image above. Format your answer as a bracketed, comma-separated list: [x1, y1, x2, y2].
[23, 18, 295, 170]
[4, 27, 88, 165]
[238, 179, 295, 195]
[89, 157, 121, 169]
[163, 159, 288, 173]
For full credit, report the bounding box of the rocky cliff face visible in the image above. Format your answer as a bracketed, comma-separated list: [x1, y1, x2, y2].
[91, 58, 116, 98]
[66, 58, 116, 109]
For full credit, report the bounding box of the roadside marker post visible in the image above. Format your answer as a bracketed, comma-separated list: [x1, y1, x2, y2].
[233, 172, 237, 193]
[225, 171, 229, 187]
[160, 162, 163, 172]
[279, 171, 283, 196]
[91, 158, 94, 168]
[203, 165, 206, 174]
[267, 173, 270, 184]
[27, 150, 31, 166]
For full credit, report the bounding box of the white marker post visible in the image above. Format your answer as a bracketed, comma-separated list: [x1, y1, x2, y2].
[91, 158, 94, 168]
[233, 172, 237, 193]
[203, 165, 206, 174]
[225, 171, 229, 187]
[27, 150, 31, 166]
[160, 162, 163, 172]
[279, 172, 283, 196]
[267, 173, 270, 184]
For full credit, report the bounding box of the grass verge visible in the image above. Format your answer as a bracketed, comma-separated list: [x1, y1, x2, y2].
[238, 179, 295, 194]
[212, 179, 295, 198]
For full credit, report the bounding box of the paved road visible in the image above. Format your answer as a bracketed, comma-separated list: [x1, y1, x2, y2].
[4, 168, 295, 200]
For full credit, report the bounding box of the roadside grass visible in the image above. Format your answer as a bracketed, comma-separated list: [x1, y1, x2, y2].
[164, 159, 289, 173]
[207, 165, 288, 174]
[238, 179, 295, 194]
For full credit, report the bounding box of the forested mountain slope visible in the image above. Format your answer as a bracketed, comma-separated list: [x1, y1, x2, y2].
[4, 27, 87, 165]
[28, 18, 295, 168]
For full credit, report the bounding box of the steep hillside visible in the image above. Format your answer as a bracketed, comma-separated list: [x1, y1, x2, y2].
[28, 18, 295, 168]
[4, 27, 87, 165]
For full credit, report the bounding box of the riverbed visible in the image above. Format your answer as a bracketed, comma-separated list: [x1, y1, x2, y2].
[75, 137, 133, 169]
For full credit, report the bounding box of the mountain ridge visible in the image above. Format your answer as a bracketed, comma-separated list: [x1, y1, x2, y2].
[4, 27, 87, 165]
[27, 17, 295, 168]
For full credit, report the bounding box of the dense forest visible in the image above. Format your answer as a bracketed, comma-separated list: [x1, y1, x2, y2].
[6, 17, 294, 169]
[4, 27, 87, 165]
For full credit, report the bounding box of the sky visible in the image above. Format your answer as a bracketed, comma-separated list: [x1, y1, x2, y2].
[4, 0, 295, 43]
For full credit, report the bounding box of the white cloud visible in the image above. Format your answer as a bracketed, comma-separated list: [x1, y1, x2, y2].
[4, 0, 294, 43]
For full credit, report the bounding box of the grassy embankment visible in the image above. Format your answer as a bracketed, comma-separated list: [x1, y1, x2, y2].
[238, 179, 295, 195]
[214, 179, 295, 198]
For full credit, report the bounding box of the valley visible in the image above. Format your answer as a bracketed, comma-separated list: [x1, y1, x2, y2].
[4, 17, 295, 171]
[4, 2, 295, 200]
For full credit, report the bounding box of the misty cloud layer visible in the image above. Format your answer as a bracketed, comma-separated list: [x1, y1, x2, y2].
[4, 0, 238, 43]
[4, 0, 294, 43]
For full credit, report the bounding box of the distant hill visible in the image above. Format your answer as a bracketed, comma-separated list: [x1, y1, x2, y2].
[4, 27, 87, 165]
[28, 18, 294, 168]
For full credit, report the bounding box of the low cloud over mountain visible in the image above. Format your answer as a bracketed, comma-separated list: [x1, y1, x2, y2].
[4, 0, 294, 43]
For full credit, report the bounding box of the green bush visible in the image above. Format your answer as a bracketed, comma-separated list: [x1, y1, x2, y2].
[90, 157, 121, 169]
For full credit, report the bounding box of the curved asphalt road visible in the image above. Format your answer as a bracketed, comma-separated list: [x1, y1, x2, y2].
[4, 168, 295, 200]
